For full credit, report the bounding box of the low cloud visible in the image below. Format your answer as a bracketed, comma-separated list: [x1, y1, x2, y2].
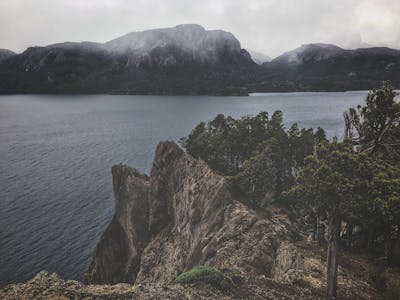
[0, 0, 399, 57]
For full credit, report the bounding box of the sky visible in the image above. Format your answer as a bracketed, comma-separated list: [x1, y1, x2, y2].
[0, 0, 399, 58]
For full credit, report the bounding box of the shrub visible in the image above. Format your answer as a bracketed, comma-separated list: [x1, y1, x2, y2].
[174, 266, 231, 290]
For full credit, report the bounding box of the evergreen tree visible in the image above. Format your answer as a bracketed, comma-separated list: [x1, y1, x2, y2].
[344, 82, 400, 160]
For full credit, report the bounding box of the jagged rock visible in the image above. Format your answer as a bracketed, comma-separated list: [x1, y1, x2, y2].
[0, 269, 317, 299]
[86, 141, 292, 285]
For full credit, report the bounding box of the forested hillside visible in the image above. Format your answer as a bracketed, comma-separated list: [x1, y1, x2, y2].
[181, 82, 400, 299]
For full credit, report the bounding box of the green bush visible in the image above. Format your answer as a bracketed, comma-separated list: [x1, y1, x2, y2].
[174, 266, 231, 290]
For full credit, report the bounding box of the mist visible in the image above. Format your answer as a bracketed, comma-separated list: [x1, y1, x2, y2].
[0, 0, 399, 57]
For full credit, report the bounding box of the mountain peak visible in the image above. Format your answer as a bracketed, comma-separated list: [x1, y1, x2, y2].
[174, 23, 205, 31]
[102, 24, 243, 64]
[300, 43, 343, 51]
[0, 48, 16, 63]
[271, 43, 344, 66]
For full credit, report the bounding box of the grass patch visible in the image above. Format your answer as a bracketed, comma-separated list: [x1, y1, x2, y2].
[174, 266, 232, 290]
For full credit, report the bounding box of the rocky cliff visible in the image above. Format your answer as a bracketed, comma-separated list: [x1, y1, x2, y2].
[2, 141, 400, 299]
[86, 141, 294, 285]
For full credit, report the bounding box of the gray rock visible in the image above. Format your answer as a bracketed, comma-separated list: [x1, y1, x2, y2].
[86, 141, 291, 285]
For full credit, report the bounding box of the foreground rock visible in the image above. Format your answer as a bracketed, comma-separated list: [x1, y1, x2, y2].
[1, 270, 319, 300]
[86, 141, 295, 285]
[2, 141, 400, 299]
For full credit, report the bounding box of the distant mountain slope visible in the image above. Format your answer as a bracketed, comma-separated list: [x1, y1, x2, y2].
[247, 50, 271, 65]
[1, 31, 400, 94]
[0, 48, 16, 63]
[0, 25, 256, 95]
[268, 43, 344, 67]
[103, 24, 248, 65]
[253, 43, 400, 92]
[266, 43, 400, 70]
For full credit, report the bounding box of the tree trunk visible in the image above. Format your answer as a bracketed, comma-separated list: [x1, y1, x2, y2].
[346, 223, 353, 250]
[384, 230, 392, 261]
[316, 216, 325, 245]
[394, 237, 400, 265]
[367, 228, 375, 251]
[326, 210, 341, 300]
[361, 227, 368, 250]
[312, 217, 317, 241]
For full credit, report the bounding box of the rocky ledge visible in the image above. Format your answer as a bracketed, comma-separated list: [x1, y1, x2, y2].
[85, 141, 296, 286]
[1, 141, 400, 299]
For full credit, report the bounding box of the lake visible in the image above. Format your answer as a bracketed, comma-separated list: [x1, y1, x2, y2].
[0, 91, 367, 285]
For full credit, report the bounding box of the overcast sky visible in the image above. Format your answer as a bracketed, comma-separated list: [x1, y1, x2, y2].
[1, 0, 399, 57]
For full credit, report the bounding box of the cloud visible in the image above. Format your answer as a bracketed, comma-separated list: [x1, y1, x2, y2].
[0, 0, 399, 57]
[355, 0, 400, 47]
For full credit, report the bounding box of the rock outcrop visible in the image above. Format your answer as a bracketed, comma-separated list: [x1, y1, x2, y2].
[86, 141, 293, 285]
[2, 141, 400, 299]
[0, 270, 316, 300]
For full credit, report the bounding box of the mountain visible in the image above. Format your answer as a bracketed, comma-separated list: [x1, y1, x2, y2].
[2, 31, 400, 94]
[252, 43, 400, 92]
[103, 24, 247, 65]
[0, 48, 16, 63]
[268, 43, 344, 68]
[3, 141, 398, 299]
[0, 25, 256, 95]
[247, 50, 271, 65]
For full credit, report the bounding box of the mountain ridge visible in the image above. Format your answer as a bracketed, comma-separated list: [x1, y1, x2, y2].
[0, 24, 256, 95]
[253, 42, 400, 92]
[1, 25, 400, 94]
[0, 48, 16, 63]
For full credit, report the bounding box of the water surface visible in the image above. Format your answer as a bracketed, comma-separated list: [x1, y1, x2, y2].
[0, 92, 367, 284]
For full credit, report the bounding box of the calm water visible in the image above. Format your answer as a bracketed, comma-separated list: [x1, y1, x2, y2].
[0, 92, 367, 285]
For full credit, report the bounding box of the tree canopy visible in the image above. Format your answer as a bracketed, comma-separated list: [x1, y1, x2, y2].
[181, 82, 400, 298]
[180, 111, 326, 203]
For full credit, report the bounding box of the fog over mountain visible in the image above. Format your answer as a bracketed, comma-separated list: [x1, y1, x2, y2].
[0, 49, 16, 63]
[1, 0, 399, 58]
[0, 24, 257, 95]
[1, 23, 399, 95]
[103, 24, 243, 64]
[248, 50, 271, 65]
[270, 44, 345, 67]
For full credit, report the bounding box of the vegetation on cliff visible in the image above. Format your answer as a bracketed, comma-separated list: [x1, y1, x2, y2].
[180, 110, 326, 203]
[174, 266, 233, 290]
[181, 82, 400, 299]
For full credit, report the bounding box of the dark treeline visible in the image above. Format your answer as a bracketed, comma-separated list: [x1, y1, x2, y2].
[180, 110, 326, 204]
[181, 82, 400, 299]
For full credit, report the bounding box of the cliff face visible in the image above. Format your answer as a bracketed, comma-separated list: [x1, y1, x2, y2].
[86, 141, 292, 285]
[103, 24, 251, 65]
[2, 141, 400, 299]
